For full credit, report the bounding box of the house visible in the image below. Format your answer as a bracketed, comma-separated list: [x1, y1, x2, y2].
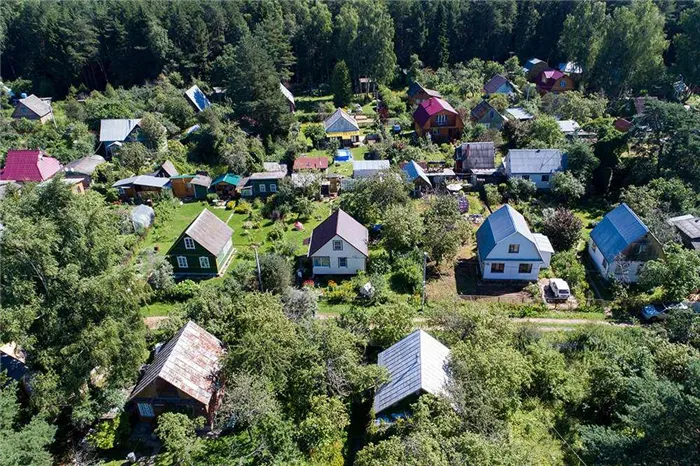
[324, 108, 360, 146]
[0, 149, 61, 182]
[170, 174, 212, 200]
[558, 62, 583, 77]
[667, 215, 700, 251]
[535, 69, 574, 94]
[127, 321, 224, 425]
[523, 58, 549, 81]
[476, 205, 553, 281]
[401, 160, 432, 193]
[39, 177, 85, 195]
[11, 94, 54, 124]
[504, 149, 566, 189]
[308, 209, 368, 275]
[168, 209, 234, 278]
[263, 162, 287, 173]
[99, 119, 142, 157]
[505, 107, 535, 121]
[454, 142, 497, 184]
[280, 83, 295, 112]
[61, 155, 106, 187]
[588, 204, 663, 283]
[483, 74, 519, 97]
[413, 97, 464, 142]
[373, 330, 450, 415]
[352, 160, 390, 179]
[293, 157, 328, 172]
[240, 170, 286, 198]
[184, 85, 211, 112]
[557, 119, 581, 137]
[407, 82, 442, 105]
[210, 174, 241, 199]
[470, 100, 507, 130]
[112, 175, 171, 199]
[153, 160, 178, 178]
[0, 343, 30, 391]
[614, 118, 633, 133]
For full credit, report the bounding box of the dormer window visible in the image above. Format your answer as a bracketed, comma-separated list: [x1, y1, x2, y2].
[333, 240, 343, 251]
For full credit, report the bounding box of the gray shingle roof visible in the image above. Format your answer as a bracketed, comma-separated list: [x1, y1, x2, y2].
[324, 108, 360, 133]
[505, 149, 565, 174]
[182, 209, 233, 256]
[18, 94, 52, 117]
[99, 119, 142, 142]
[308, 209, 368, 257]
[668, 215, 700, 241]
[454, 142, 495, 170]
[373, 330, 450, 414]
[63, 155, 106, 176]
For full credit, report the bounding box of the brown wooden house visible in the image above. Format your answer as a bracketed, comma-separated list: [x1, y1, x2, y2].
[413, 97, 464, 143]
[12, 94, 54, 124]
[127, 321, 225, 426]
[407, 82, 442, 105]
[535, 69, 575, 95]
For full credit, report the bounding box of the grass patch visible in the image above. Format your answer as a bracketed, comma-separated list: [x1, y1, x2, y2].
[530, 310, 608, 320]
[140, 302, 174, 317]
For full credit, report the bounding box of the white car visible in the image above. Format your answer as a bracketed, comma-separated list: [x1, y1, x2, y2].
[550, 279, 571, 300]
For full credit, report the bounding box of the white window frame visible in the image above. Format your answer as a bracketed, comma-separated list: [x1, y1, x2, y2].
[184, 237, 195, 250]
[508, 244, 520, 254]
[199, 256, 210, 269]
[177, 256, 188, 268]
[333, 240, 343, 251]
[269, 183, 277, 193]
[259, 184, 266, 193]
[436, 114, 447, 125]
[338, 257, 348, 268]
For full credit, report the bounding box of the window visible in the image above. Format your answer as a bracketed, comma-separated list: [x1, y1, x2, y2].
[508, 244, 520, 254]
[560, 80, 566, 88]
[490, 263, 505, 273]
[177, 256, 188, 268]
[259, 184, 266, 193]
[338, 257, 348, 268]
[184, 237, 195, 250]
[522, 175, 530, 181]
[313, 256, 330, 267]
[333, 240, 343, 251]
[541, 174, 550, 182]
[518, 263, 533, 274]
[489, 111, 494, 118]
[602, 259, 608, 269]
[199, 256, 210, 269]
[436, 114, 447, 125]
[431, 127, 439, 135]
[270, 183, 277, 193]
[137, 403, 155, 418]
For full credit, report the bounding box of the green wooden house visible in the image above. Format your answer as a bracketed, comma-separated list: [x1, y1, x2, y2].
[240, 170, 286, 198]
[167, 209, 234, 278]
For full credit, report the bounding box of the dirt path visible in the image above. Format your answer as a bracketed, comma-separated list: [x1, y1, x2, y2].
[143, 316, 169, 329]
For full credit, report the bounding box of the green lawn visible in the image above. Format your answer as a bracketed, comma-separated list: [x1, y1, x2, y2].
[140, 302, 175, 317]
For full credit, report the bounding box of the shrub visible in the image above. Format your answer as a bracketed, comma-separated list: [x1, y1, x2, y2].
[390, 257, 423, 294]
[206, 193, 219, 204]
[325, 279, 356, 304]
[235, 200, 252, 215]
[267, 222, 285, 242]
[540, 208, 583, 251]
[484, 184, 501, 207]
[87, 412, 129, 450]
[104, 188, 119, 203]
[368, 251, 392, 275]
[225, 201, 235, 210]
[163, 280, 199, 302]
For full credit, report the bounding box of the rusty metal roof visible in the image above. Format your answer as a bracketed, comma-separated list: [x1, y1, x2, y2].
[128, 321, 224, 406]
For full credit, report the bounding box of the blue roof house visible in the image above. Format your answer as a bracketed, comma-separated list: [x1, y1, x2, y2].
[476, 205, 554, 280]
[504, 149, 566, 189]
[588, 204, 663, 283]
[402, 160, 431, 193]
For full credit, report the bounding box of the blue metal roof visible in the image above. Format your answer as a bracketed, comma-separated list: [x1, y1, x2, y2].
[476, 205, 537, 260]
[590, 203, 649, 262]
[402, 160, 431, 187]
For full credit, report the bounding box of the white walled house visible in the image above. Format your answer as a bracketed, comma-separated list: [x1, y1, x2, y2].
[504, 149, 565, 189]
[476, 205, 554, 280]
[308, 209, 368, 275]
[588, 203, 663, 283]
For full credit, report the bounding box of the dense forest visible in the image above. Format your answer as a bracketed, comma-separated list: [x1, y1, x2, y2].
[1, 0, 699, 98]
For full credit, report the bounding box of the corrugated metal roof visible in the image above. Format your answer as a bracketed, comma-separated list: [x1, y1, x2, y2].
[505, 149, 565, 174]
[324, 108, 360, 133]
[505, 107, 534, 121]
[0, 150, 61, 182]
[248, 171, 286, 180]
[279, 83, 294, 105]
[524, 58, 546, 71]
[476, 205, 540, 260]
[181, 209, 233, 256]
[402, 160, 431, 187]
[211, 173, 241, 186]
[17, 94, 52, 117]
[157, 160, 178, 177]
[263, 162, 287, 173]
[483, 74, 517, 95]
[352, 160, 390, 172]
[413, 97, 458, 127]
[99, 119, 142, 142]
[128, 321, 224, 406]
[668, 215, 700, 241]
[533, 233, 554, 253]
[454, 142, 495, 169]
[190, 175, 211, 187]
[308, 208, 368, 257]
[63, 155, 106, 176]
[590, 204, 649, 263]
[112, 175, 170, 189]
[557, 120, 581, 134]
[184, 85, 211, 112]
[293, 157, 328, 171]
[407, 82, 442, 99]
[373, 330, 450, 414]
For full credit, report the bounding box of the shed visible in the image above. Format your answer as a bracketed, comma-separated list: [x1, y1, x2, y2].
[667, 215, 700, 251]
[184, 85, 211, 112]
[112, 175, 170, 199]
[402, 160, 432, 191]
[505, 107, 535, 121]
[99, 119, 142, 156]
[373, 330, 450, 415]
[211, 173, 242, 198]
[280, 83, 295, 112]
[153, 160, 179, 178]
[12, 94, 53, 123]
[62, 155, 106, 186]
[557, 120, 581, 136]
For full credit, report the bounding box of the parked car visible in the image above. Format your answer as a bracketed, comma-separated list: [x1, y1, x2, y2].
[549, 279, 571, 300]
[641, 302, 689, 322]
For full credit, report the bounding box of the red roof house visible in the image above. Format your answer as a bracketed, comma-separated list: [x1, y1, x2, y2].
[1, 150, 61, 182]
[536, 69, 574, 95]
[293, 157, 329, 172]
[413, 97, 464, 143]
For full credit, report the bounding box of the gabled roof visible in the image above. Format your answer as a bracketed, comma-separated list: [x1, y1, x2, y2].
[16, 94, 52, 117]
[112, 175, 170, 189]
[0, 150, 61, 182]
[407, 82, 442, 99]
[352, 160, 390, 172]
[402, 160, 431, 187]
[524, 58, 546, 71]
[211, 173, 241, 186]
[483, 74, 517, 95]
[556, 120, 581, 134]
[505, 107, 534, 121]
[293, 157, 328, 171]
[505, 149, 565, 174]
[590, 204, 649, 263]
[179, 209, 233, 256]
[248, 171, 286, 181]
[476, 205, 540, 260]
[190, 174, 211, 187]
[413, 97, 458, 127]
[454, 142, 495, 170]
[373, 330, 450, 414]
[668, 215, 700, 242]
[157, 160, 179, 177]
[558, 62, 582, 74]
[128, 321, 224, 406]
[308, 209, 368, 257]
[470, 100, 504, 122]
[63, 155, 106, 176]
[184, 85, 211, 112]
[537, 69, 568, 90]
[279, 83, 294, 105]
[324, 108, 360, 133]
[99, 119, 142, 142]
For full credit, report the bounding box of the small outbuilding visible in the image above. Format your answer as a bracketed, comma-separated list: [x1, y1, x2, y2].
[280, 83, 295, 112]
[667, 215, 700, 251]
[12, 94, 54, 124]
[112, 175, 171, 199]
[99, 119, 142, 157]
[153, 160, 179, 178]
[170, 174, 212, 200]
[407, 82, 442, 105]
[470, 100, 507, 130]
[211, 173, 242, 199]
[62, 155, 106, 187]
[131, 204, 155, 231]
[483, 74, 519, 97]
[184, 85, 211, 112]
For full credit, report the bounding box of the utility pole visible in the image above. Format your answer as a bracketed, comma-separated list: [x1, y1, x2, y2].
[421, 252, 428, 310]
[253, 246, 263, 291]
